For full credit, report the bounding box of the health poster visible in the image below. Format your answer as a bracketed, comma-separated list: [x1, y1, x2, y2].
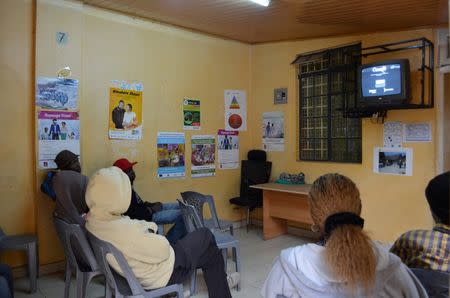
[218, 129, 239, 169]
[262, 111, 285, 151]
[183, 99, 201, 130]
[224, 90, 247, 131]
[157, 132, 186, 179]
[38, 111, 80, 169]
[109, 87, 143, 140]
[191, 135, 216, 178]
[36, 77, 79, 110]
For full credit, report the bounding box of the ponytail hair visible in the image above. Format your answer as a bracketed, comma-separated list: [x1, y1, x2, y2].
[309, 173, 376, 293]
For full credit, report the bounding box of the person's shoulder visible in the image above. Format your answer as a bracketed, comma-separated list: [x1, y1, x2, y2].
[392, 229, 432, 249]
[55, 170, 88, 181]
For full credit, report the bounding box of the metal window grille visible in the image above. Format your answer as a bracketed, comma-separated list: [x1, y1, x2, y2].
[298, 44, 362, 163]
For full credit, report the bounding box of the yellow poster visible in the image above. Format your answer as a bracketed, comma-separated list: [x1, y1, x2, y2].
[109, 87, 143, 140]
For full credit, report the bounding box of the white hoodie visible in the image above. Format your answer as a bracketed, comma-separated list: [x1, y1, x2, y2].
[85, 167, 175, 290]
[262, 242, 428, 298]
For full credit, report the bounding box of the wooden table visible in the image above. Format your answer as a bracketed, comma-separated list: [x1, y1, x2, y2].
[251, 183, 313, 240]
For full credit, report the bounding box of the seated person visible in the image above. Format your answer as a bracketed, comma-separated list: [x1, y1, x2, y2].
[391, 171, 449, 272]
[113, 158, 186, 245]
[85, 167, 238, 297]
[51, 150, 89, 226]
[0, 264, 13, 298]
[262, 173, 427, 298]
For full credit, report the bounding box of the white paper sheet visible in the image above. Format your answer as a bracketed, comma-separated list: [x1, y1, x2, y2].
[404, 122, 432, 142]
[383, 121, 403, 148]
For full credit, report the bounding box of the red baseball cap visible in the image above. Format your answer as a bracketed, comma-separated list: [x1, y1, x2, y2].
[113, 158, 137, 172]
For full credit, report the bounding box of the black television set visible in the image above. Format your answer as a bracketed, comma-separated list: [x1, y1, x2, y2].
[358, 59, 411, 107]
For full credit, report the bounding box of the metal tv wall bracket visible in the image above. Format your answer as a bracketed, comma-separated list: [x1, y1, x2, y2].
[343, 38, 434, 118]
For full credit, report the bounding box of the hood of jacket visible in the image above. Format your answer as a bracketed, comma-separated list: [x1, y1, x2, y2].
[278, 242, 407, 297]
[86, 166, 131, 221]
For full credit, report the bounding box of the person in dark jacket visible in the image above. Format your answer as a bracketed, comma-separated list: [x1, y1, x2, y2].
[51, 150, 88, 226]
[49, 119, 61, 140]
[112, 100, 125, 129]
[113, 158, 186, 245]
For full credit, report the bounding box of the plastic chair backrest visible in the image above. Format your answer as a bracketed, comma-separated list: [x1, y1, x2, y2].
[53, 216, 98, 272]
[411, 268, 449, 298]
[240, 160, 272, 200]
[177, 200, 204, 233]
[180, 192, 221, 229]
[87, 231, 144, 297]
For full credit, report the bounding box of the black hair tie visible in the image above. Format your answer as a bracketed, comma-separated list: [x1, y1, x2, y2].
[324, 212, 364, 236]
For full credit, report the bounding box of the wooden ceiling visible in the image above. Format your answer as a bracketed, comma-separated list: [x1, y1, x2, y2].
[83, 0, 449, 44]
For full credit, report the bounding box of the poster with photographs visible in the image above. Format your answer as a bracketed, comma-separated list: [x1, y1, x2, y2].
[38, 111, 80, 169]
[183, 99, 201, 130]
[218, 129, 239, 169]
[373, 147, 413, 176]
[109, 87, 143, 140]
[191, 135, 215, 178]
[262, 111, 284, 151]
[224, 90, 247, 131]
[36, 77, 79, 110]
[157, 132, 186, 178]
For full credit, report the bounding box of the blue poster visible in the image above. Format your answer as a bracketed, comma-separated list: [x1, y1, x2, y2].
[157, 132, 185, 178]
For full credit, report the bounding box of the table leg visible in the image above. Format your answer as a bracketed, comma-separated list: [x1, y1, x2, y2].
[263, 190, 288, 240]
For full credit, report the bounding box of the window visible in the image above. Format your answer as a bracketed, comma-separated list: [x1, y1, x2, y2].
[296, 44, 362, 163]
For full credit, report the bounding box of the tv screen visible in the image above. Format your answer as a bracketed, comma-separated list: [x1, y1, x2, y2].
[358, 59, 410, 107]
[361, 64, 402, 97]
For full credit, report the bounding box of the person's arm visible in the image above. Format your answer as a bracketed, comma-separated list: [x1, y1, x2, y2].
[112, 109, 120, 128]
[124, 222, 171, 263]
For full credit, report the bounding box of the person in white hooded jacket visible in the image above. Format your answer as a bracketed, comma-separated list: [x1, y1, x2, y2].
[262, 173, 428, 298]
[85, 166, 234, 298]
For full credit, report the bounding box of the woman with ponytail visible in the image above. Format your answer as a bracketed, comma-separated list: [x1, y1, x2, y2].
[262, 173, 428, 298]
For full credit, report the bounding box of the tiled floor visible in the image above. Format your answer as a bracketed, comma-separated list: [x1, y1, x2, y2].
[14, 227, 309, 298]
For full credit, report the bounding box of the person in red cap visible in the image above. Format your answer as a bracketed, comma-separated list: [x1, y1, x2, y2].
[113, 158, 186, 245]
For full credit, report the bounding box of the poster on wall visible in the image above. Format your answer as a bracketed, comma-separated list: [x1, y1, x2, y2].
[36, 77, 79, 110]
[109, 87, 143, 140]
[383, 121, 403, 148]
[224, 90, 247, 131]
[217, 129, 239, 169]
[373, 147, 413, 176]
[191, 135, 216, 178]
[38, 111, 80, 169]
[111, 80, 143, 92]
[157, 132, 186, 179]
[183, 99, 201, 130]
[404, 122, 432, 142]
[262, 111, 285, 151]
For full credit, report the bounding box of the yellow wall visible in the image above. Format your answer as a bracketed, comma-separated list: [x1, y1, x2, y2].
[0, 0, 36, 266]
[1, 0, 446, 267]
[35, 0, 251, 264]
[250, 29, 439, 242]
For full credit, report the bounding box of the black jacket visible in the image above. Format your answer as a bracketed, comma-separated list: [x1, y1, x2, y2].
[112, 107, 124, 129]
[124, 190, 162, 222]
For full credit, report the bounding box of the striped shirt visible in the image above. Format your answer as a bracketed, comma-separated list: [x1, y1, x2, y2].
[390, 224, 450, 272]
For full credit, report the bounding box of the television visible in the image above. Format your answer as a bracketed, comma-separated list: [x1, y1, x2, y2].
[358, 59, 411, 107]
